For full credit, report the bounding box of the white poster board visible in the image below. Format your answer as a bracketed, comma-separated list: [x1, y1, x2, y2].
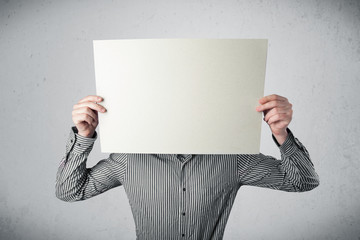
[93, 39, 267, 154]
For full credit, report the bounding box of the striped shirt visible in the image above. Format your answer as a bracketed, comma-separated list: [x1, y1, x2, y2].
[55, 126, 319, 240]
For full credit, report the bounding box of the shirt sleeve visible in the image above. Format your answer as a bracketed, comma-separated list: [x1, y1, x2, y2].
[237, 128, 320, 192]
[55, 126, 127, 202]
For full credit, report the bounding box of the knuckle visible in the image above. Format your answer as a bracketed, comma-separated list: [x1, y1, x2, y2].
[92, 102, 99, 109]
[85, 107, 93, 114]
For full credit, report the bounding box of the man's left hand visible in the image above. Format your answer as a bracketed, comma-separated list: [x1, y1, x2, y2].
[256, 94, 293, 145]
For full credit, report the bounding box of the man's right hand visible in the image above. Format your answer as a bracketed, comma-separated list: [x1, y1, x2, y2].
[72, 95, 107, 138]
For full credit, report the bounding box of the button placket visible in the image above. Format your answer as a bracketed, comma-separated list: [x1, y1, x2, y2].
[179, 162, 187, 238]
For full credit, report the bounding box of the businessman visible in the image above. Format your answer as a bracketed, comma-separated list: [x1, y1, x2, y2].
[56, 94, 319, 239]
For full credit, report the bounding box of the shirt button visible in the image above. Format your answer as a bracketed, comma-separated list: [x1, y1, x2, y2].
[77, 143, 81, 146]
[183, 188, 186, 191]
[182, 234, 185, 237]
[182, 212, 185, 216]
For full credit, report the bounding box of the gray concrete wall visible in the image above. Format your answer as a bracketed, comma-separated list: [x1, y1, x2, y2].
[0, 0, 359, 239]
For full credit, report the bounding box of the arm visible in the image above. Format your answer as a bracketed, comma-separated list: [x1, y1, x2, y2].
[237, 94, 320, 191]
[237, 128, 319, 192]
[55, 95, 126, 201]
[55, 126, 127, 202]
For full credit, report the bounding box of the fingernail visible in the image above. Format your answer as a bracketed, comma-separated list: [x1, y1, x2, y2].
[98, 97, 102, 101]
[102, 108, 106, 112]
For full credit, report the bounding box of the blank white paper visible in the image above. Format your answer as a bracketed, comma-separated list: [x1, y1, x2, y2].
[93, 39, 267, 154]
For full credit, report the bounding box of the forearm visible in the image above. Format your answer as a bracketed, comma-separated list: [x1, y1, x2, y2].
[56, 127, 123, 202]
[239, 128, 319, 192]
[56, 154, 90, 201]
[55, 127, 97, 201]
[274, 129, 320, 192]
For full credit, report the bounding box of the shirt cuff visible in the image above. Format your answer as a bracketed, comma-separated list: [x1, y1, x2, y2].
[272, 128, 298, 157]
[66, 126, 98, 155]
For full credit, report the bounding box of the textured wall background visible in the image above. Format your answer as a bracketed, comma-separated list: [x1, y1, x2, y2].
[0, 0, 359, 239]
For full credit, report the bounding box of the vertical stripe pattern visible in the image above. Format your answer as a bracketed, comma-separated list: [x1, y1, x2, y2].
[55, 126, 319, 239]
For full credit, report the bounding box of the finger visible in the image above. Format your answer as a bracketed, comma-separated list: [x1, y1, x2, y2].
[259, 94, 287, 104]
[72, 107, 98, 122]
[78, 95, 103, 104]
[73, 102, 107, 113]
[267, 113, 290, 125]
[256, 100, 289, 112]
[73, 113, 96, 126]
[264, 106, 292, 122]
